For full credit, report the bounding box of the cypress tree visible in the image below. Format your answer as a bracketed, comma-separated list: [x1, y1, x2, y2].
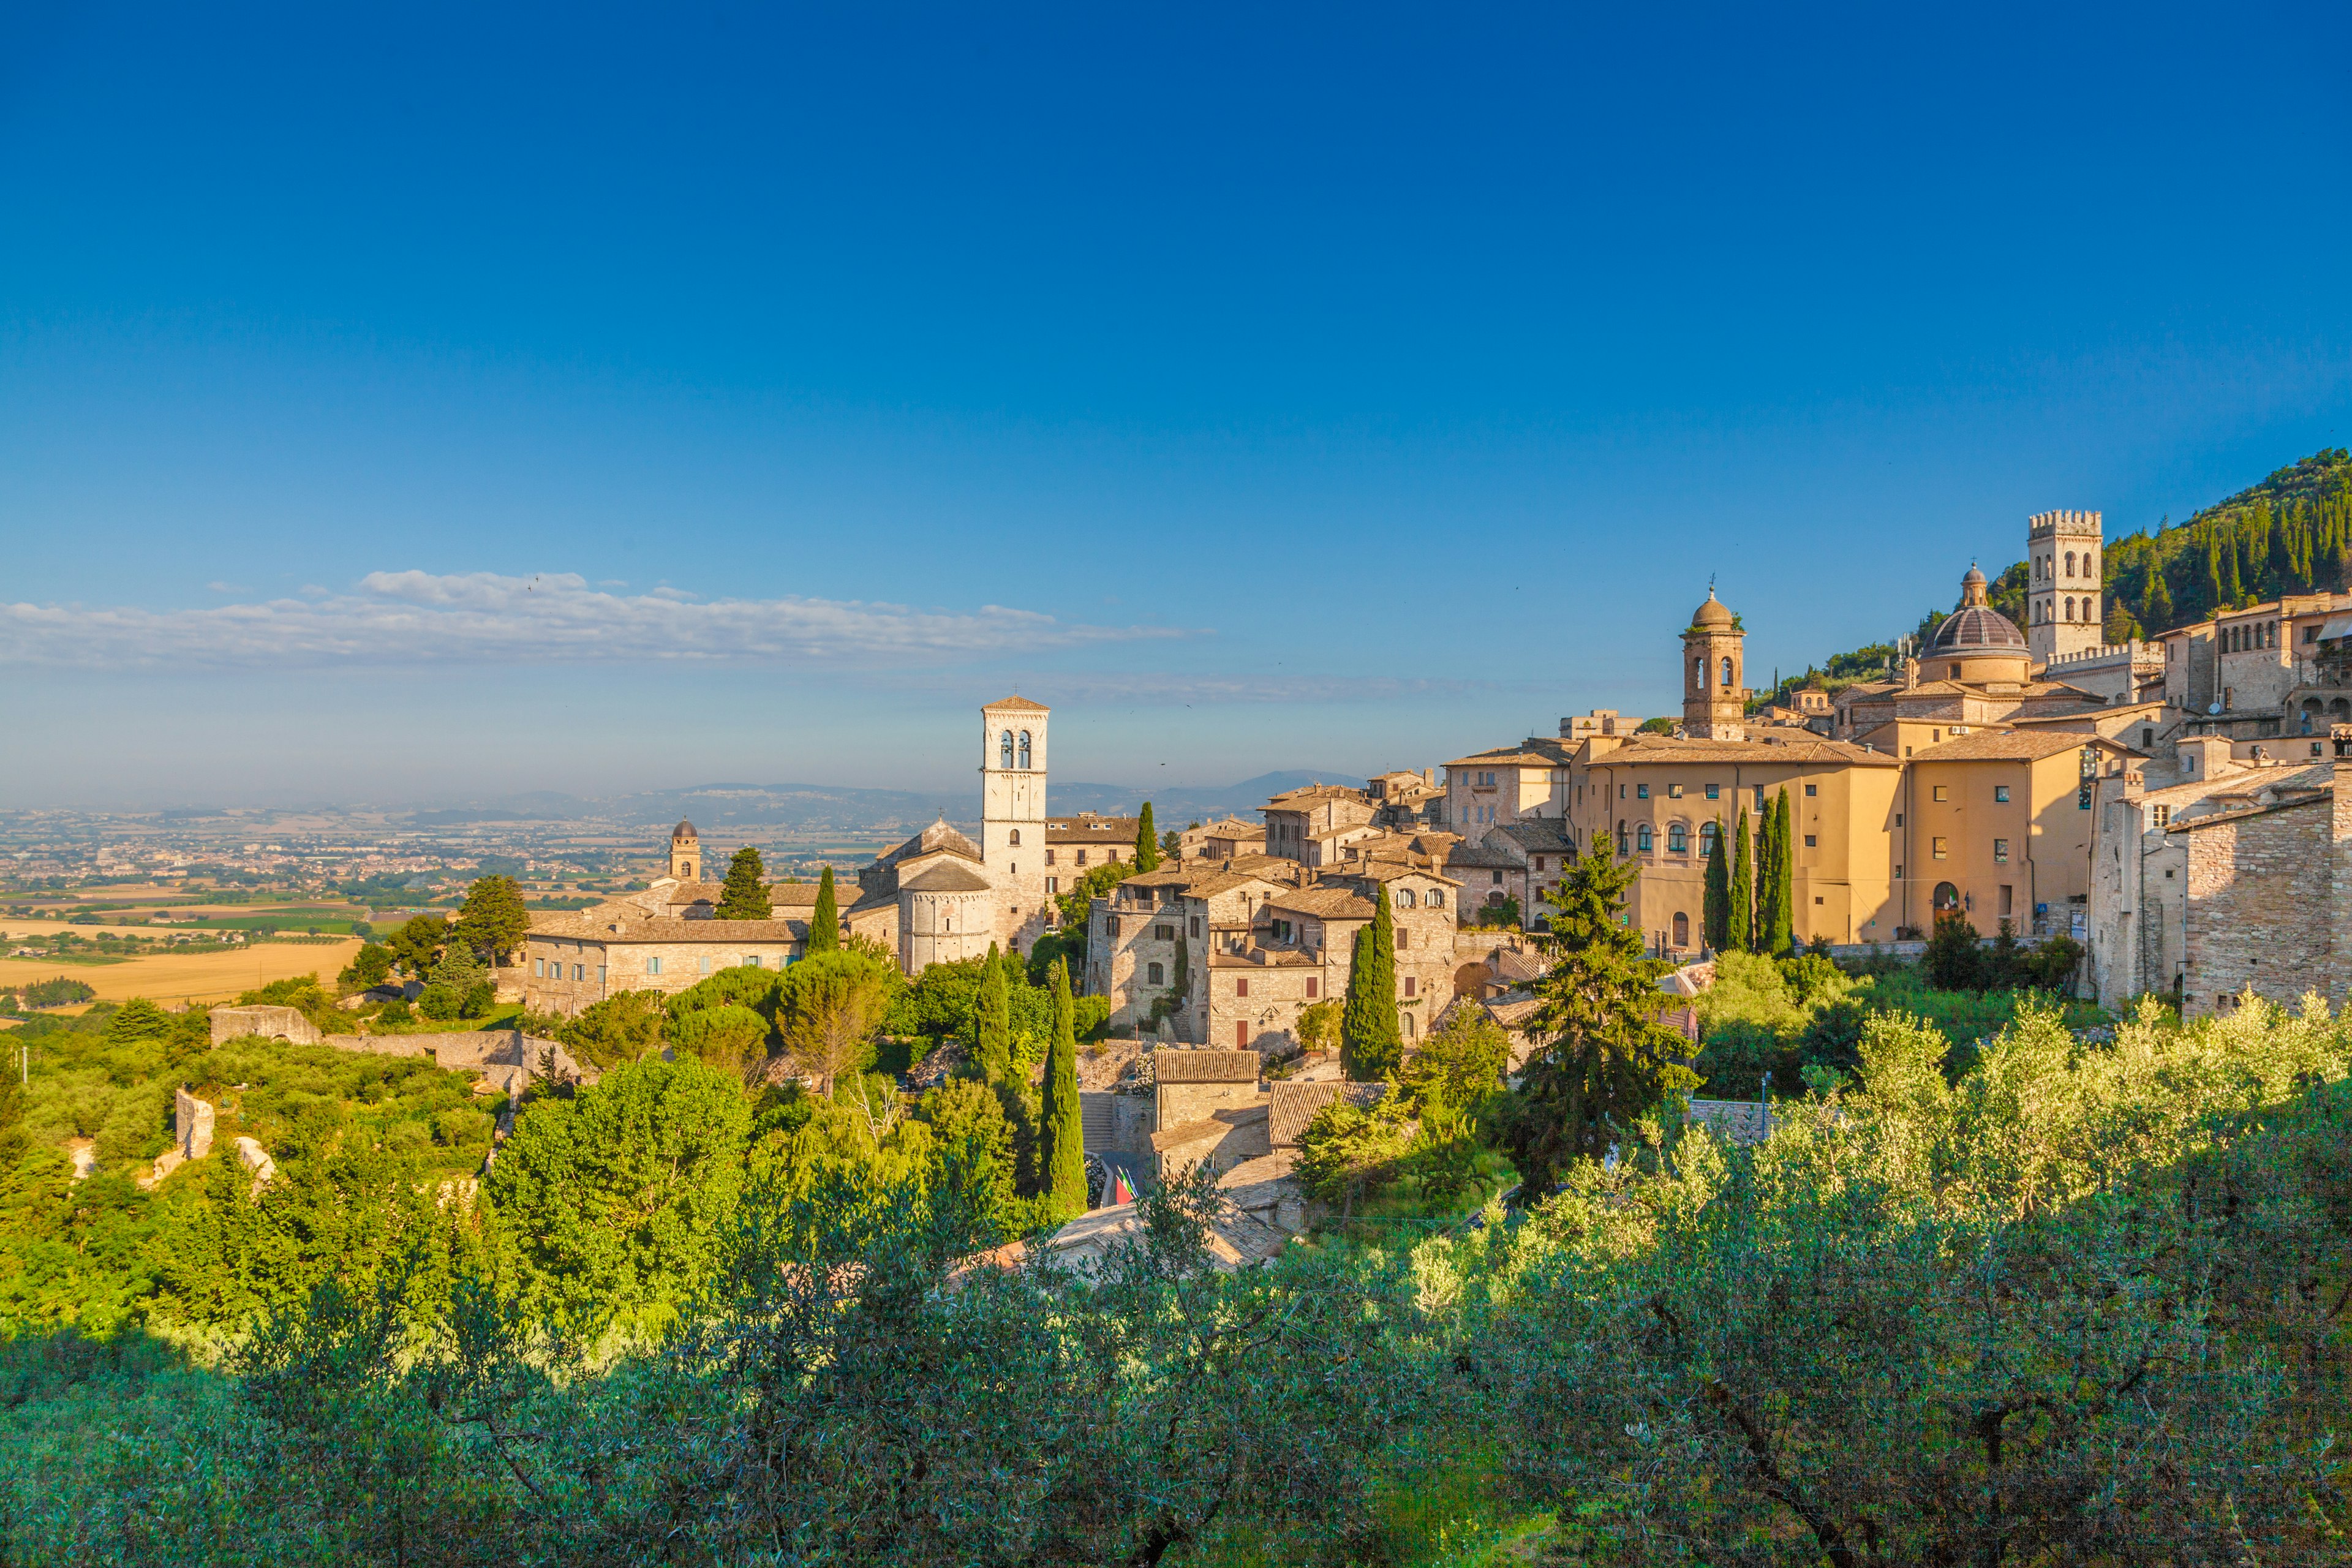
[975, 943, 1011, 1081]
[1769, 788, 1797, 956]
[1340, 888, 1403, 1081]
[1502, 829, 1699, 1196]
[1040, 959, 1087, 1219]
[1133, 802, 1162, 871]
[2144, 564, 2174, 630]
[1702, 815, 1730, 951]
[717, 846, 772, 921]
[806, 866, 840, 955]
[1752, 796, 1778, 954]
[1726, 807, 1753, 952]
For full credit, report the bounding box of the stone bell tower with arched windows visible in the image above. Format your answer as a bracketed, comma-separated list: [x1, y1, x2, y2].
[1681, 588, 1747, 741]
[2027, 508, 2105, 668]
[668, 819, 699, 882]
[979, 695, 1051, 951]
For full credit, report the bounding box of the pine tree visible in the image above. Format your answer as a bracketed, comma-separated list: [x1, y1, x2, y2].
[1039, 959, 1087, 1220]
[975, 943, 1011, 1082]
[806, 866, 840, 955]
[1502, 831, 1700, 1196]
[1133, 802, 1162, 872]
[453, 875, 532, 962]
[1340, 888, 1403, 1081]
[1702, 815, 1730, 951]
[1726, 807, 1753, 952]
[717, 846, 772, 921]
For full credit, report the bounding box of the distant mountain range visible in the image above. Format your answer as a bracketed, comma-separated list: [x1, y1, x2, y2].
[398, 771, 1362, 832]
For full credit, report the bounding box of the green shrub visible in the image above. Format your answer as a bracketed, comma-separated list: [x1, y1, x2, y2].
[415, 984, 459, 1021]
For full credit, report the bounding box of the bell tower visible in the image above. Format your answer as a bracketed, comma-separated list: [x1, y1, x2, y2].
[2027, 508, 2105, 667]
[1682, 588, 1747, 741]
[668, 820, 699, 882]
[980, 696, 1050, 951]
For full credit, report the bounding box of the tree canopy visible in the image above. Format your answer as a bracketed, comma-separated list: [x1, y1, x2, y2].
[717, 846, 773, 920]
[453, 875, 530, 960]
[1340, 888, 1401, 1081]
[806, 865, 840, 954]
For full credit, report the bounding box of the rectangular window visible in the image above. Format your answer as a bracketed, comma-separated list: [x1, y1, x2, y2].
[1403, 976, 1417, 997]
[1992, 839, 2008, 862]
[1532, 856, 1545, 872]
[573, 964, 584, 981]
[1619, 784, 1626, 799]
[1999, 884, 2014, 918]
[1306, 978, 1317, 998]
[647, 956, 662, 976]
[1190, 916, 1201, 937]
[1894, 813, 1903, 826]
[1932, 785, 1949, 802]
[1046, 877, 1058, 895]
[1893, 866, 1902, 880]
[1668, 783, 1683, 798]
[1636, 783, 1649, 799]
[746, 955, 761, 969]
[1804, 783, 1817, 797]
[598, 965, 606, 982]
[1492, 870, 1504, 884]
[1993, 785, 2010, 804]
[1077, 849, 1088, 866]
[1754, 787, 1767, 809]
[1236, 978, 1250, 998]
[1804, 834, 1817, 848]
[1045, 849, 1056, 865]
[1931, 838, 1948, 860]
[2152, 805, 2170, 826]
[1705, 783, 1720, 799]
[1237, 1022, 1250, 1050]
[533, 959, 544, 978]
[1155, 924, 1173, 940]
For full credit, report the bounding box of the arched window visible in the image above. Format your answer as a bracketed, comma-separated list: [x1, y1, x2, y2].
[1616, 820, 1629, 854]
[1008, 829, 1020, 846]
[2065, 551, 2075, 577]
[1932, 881, 1960, 911]
[1147, 962, 1164, 986]
[1017, 730, 1032, 769]
[2064, 597, 2075, 622]
[1672, 911, 1689, 948]
[1635, 824, 1654, 852]
[999, 729, 1014, 769]
[1667, 823, 1688, 854]
[2084, 552, 2095, 577]
[1694, 657, 1706, 688]
[1394, 888, 1412, 908]
[1401, 1010, 1417, 1039]
[1424, 889, 1442, 907]
[1699, 820, 1720, 858]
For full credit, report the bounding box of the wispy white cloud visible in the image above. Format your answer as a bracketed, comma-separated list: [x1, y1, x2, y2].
[0, 571, 1195, 669]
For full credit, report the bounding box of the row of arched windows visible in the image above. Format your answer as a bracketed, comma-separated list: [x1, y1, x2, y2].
[2034, 595, 2097, 624]
[2225, 621, 2277, 653]
[2034, 549, 2097, 581]
[997, 729, 1034, 769]
[1690, 655, 1737, 690]
[1617, 818, 1734, 857]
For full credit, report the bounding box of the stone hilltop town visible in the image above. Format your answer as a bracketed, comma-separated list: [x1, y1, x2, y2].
[495, 505, 2352, 1117]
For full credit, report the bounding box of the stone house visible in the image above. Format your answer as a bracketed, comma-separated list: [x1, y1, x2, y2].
[1044, 811, 1142, 899]
[2164, 731, 2352, 1017]
[1262, 785, 1380, 865]
[1444, 741, 1570, 837]
[1178, 817, 1266, 862]
[1148, 1049, 1267, 1177]
[1898, 729, 2139, 938]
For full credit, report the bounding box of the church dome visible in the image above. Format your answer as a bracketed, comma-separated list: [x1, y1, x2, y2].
[671, 818, 698, 840]
[1929, 566, 2026, 652]
[1690, 589, 1735, 628]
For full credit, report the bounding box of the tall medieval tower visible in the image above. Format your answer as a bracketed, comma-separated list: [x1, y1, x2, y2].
[668, 820, 699, 882]
[2026, 509, 2105, 667]
[1682, 589, 1747, 741]
[979, 695, 1051, 951]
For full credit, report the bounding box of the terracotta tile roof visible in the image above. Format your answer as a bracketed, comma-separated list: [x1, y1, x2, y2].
[1268, 1080, 1385, 1145]
[1446, 743, 1566, 769]
[1336, 859, 1461, 886]
[766, 882, 824, 907]
[529, 905, 808, 943]
[1152, 1049, 1263, 1084]
[984, 694, 1051, 712]
[1445, 843, 1520, 870]
[1490, 820, 1575, 853]
[1593, 736, 1901, 767]
[900, 861, 996, 892]
[1264, 887, 1377, 920]
[1911, 730, 2138, 762]
[1046, 813, 1139, 842]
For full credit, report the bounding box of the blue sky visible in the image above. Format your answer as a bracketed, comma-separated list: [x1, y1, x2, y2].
[5, 2, 2350, 807]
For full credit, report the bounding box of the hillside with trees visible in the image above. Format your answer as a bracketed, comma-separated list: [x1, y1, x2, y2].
[1761, 447, 2352, 709]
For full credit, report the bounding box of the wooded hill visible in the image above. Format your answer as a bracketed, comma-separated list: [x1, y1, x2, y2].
[1762, 447, 2352, 709]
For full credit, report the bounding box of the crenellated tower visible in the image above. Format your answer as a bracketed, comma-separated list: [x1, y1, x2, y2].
[2027, 508, 2105, 666]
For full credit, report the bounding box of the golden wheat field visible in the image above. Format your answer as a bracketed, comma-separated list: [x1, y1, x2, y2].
[0, 938, 363, 1006]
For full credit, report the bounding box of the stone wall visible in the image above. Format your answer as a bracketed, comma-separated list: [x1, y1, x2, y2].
[2179, 796, 2338, 1015]
[210, 1005, 322, 1046]
[316, 1029, 590, 1091]
[173, 1085, 215, 1160]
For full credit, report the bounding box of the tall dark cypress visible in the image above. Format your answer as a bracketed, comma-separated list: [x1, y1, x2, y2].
[1770, 788, 1797, 956]
[1040, 959, 1087, 1219]
[1702, 815, 1730, 951]
[806, 866, 840, 955]
[1340, 889, 1403, 1081]
[1726, 807, 1753, 952]
[975, 944, 1011, 1082]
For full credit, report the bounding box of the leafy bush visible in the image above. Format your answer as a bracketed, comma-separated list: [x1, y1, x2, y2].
[415, 983, 459, 1021]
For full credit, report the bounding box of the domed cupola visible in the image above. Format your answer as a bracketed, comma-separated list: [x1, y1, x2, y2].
[1926, 565, 2031, 684]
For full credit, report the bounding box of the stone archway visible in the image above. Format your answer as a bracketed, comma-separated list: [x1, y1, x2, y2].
[1932, 881, 1961, 913]
[1453, 960, 1493, 1000]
